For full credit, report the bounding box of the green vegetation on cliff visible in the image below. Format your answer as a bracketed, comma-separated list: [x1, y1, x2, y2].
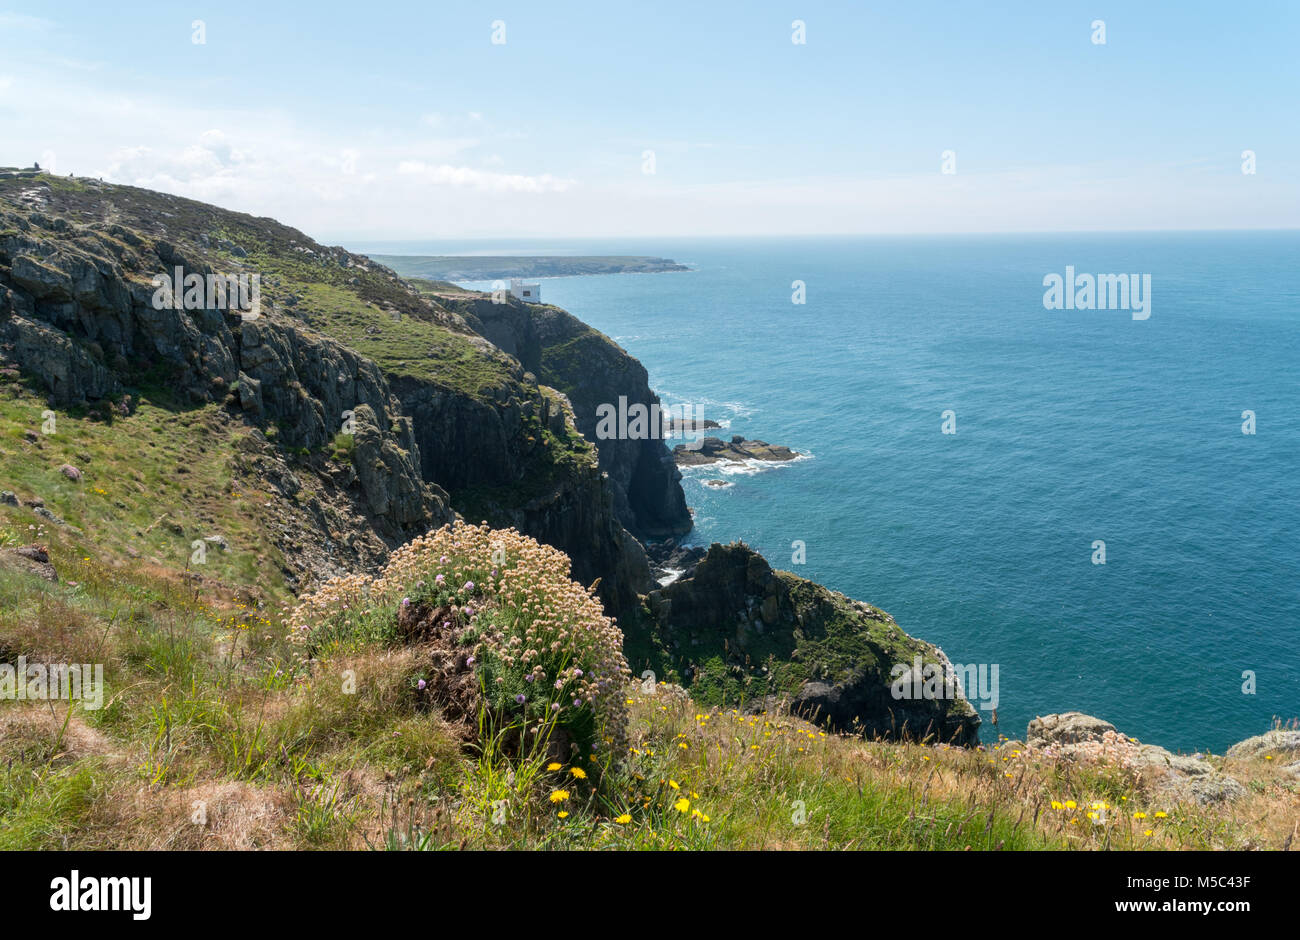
[2, 176, 1293, 852]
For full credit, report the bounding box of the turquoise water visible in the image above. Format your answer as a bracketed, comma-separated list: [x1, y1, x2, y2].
[360, 234, 1300, 752]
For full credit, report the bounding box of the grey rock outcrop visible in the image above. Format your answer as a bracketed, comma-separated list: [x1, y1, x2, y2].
[448, 294, 692, 541]
[1225, 729, 1300, 761]
[643, 542, 980, 745]
[1026, 711, 1247, 806]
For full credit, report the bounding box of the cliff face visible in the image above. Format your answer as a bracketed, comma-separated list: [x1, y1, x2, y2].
[0, 175, 648, 607]
[629, 543, 981, 745]
[0, 175, 980, 746]
[440, 292, 692, 541]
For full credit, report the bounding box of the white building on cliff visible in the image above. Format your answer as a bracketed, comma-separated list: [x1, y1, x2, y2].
[509, 278, 541, 303]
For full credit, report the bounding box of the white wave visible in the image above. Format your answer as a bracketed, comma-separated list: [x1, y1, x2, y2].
[681, 451, 814, 478]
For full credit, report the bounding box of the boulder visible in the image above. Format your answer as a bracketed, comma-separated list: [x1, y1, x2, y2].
[1225, 729, 1300, 761]
[1027, 712, 1246, 806]
[1027, 711, 1117, 747]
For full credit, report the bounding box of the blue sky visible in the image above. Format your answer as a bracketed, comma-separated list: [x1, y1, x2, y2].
[2, 1, 1296, 238]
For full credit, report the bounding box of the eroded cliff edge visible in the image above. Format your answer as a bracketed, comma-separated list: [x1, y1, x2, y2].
[0, 173, 980, 744]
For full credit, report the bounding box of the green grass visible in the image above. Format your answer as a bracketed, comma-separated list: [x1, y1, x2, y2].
[0, 378, 292, 601]
[1, 535, 1292, 850]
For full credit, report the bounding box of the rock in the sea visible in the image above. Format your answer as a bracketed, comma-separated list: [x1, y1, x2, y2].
[673, 436, 800, 466]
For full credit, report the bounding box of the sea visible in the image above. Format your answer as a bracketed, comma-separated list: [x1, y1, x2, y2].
[352, 233, 1300, 753]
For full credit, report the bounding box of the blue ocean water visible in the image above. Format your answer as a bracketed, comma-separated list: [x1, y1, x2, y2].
[359, 234, 1300, 753]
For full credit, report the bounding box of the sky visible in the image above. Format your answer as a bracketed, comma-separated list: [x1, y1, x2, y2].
[1, 1, 1297, 240]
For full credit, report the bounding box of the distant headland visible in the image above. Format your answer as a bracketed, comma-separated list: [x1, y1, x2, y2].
[371, 254, 690, 281]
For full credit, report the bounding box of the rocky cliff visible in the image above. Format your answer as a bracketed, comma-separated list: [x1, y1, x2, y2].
[627, 542, 981, 745]
[424, 285, 692, 542]
[0, 173, 981, 745]
[0, 174, 649, 608]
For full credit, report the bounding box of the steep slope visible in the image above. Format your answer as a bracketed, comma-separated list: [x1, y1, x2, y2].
[0, 173, 648, 609]
[417, 280, 692, 541]
[626, 543, 981, 745]
[0, 173, 978, 744]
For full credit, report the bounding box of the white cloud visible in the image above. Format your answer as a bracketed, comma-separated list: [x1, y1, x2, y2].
[2, 52, 1295, 240]
[0, 12, 54, 30]
[397, 160, 574, 193]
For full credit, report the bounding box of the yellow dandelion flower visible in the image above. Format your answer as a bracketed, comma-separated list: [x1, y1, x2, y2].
[1154, 811, 1168, 818]
[669, 779, 680, 790]
[1050, 801, 1063, 810]
[557, 811, 569, 819]
[615, 814, 632, 824]
[549, 789, 570, 803]
[1143, 829, 1153, 837]
[1065, 800, 1077, 809]
[674, 797, 690, 813]
[546, 762, 563, 771]
[1133, 811, 1147, 819]
[570, 767, 587, 780]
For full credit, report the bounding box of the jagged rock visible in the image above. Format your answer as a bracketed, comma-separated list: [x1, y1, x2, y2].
[351, 403, 450, 529]
[1027, 712, 1118, 747]
[203, 534, 230, 552]
[643, 541, 980, 745]
[1028, 712, 1246, 806]
[32, 506, 66, 526]
[58, 463, 82, 482]
[673, 436, 799, 467]
[1131, 744, 1214, 777]
[0, 491, 17, 505]
[446, 293, 692, 540]
[1178, 773, 1247, 805]
[9, 314, 117, 404]
[1225, 729, 1300, 761]
[236, 372, 263, 414]
[0, 544, 57, 581]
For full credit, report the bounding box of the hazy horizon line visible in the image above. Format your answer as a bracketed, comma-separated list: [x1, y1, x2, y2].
[340, 226, 1300, 249]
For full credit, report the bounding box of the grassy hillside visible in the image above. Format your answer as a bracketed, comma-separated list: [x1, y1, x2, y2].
[2, 511, 1295, 850]
[2, 175, 1294, 851]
